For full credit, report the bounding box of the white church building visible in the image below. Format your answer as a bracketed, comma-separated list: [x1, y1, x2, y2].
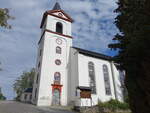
[32, 2, 124, 106]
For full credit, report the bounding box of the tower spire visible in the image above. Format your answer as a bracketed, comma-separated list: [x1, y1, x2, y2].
[53, 2, 61, 10]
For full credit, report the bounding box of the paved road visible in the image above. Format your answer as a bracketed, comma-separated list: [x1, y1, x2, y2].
[0, 101, 76, 113]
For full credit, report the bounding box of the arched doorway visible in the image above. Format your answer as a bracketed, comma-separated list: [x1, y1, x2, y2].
[52, 88, 60, 105]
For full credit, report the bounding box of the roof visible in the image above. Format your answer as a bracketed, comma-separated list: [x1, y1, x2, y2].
[53, 2, 61, 10]
[77, 86, 91, 91]
[40, 3, 73, 28]
[24, 88, 33, 93]
[73, 47, 112, 61]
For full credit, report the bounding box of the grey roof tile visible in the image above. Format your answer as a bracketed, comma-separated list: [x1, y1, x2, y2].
[73, 47, 112, 61]
[53, 2, 61, 10]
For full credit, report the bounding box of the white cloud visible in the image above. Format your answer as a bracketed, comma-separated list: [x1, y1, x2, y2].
[57, 0, 119, 53]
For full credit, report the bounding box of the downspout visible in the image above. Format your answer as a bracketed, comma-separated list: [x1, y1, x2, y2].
[110, 61, 118, 100]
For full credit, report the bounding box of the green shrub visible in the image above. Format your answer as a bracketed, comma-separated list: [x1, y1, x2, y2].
[0, 93, 6, 100]
[98, 99, 129, 111]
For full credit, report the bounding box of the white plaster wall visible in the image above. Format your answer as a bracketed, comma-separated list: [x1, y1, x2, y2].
[111, 63, 124, 102]
[46, 15, 72, 36]
[67, 48, 79, 105]
[32, 35, 45, 105]
[77, 53, 117, 106]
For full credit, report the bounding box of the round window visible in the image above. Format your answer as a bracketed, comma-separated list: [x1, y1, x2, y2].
[56, 38, 62, 45]
[55, 59, 61, 65]
[58, 13, 63, 17]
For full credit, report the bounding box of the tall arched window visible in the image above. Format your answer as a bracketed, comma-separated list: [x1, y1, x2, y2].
[88, 62, 96, 94]
[54, 72, 61, 84]
[103, 65, 111, 95]
[56, 22, 63, 34]
[56, 46, 61, 54]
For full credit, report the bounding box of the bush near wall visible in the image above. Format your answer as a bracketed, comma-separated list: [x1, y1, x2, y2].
[98, 99, 130, 112]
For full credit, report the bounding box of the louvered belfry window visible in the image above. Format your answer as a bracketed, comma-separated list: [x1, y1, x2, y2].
[56, 22, 63, 34]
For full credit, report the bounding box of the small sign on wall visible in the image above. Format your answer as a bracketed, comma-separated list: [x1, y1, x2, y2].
[76, 86, 92, 98]
[80, 91, 91, 98]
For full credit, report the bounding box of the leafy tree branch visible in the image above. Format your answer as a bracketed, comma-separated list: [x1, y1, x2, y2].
[0, 8, 14, 29]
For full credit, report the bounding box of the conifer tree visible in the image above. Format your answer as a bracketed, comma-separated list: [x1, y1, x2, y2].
[109, 0, 150, 113]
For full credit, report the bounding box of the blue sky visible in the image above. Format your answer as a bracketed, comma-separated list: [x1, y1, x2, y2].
[0, 0, 118, 99]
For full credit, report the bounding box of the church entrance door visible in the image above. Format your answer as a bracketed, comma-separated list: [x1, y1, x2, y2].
[52, 89, 60, 105]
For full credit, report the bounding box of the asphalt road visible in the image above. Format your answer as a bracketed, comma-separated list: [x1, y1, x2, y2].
[0, 101, 76, 113]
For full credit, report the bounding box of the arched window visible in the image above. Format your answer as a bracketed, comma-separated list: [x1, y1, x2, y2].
[36, 73, 39, 84]
[38, 62, 40, 68]
[35, 88, 37, 99]
[39, 49, 42, 56]
[56, 22, 63, 34]
[24, 94, 27, 100]
[103, 65, 111, 95]
[88, 62, 96, 94]
[56, 46, 61, 54]
[54, 72, 61, 84]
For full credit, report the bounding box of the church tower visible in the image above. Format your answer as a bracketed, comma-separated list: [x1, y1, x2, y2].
[32, 2, 73, 106]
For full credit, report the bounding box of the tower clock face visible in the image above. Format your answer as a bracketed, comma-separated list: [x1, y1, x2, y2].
[56, 38, 62, 45]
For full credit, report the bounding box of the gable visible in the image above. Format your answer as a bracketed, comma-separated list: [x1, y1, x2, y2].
[47, 10, 73, 22]
[52, 12, 68, 20]
[40, 10, 73, 28]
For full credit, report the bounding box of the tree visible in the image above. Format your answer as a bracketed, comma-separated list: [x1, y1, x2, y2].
[108, 0, 150, 113]
[0, 87, 6, 100]
[0, 94, 6, 100]
[0, 8, 14, 71]
[13, 68, 35, 100]
[0, 8, 14, 29]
